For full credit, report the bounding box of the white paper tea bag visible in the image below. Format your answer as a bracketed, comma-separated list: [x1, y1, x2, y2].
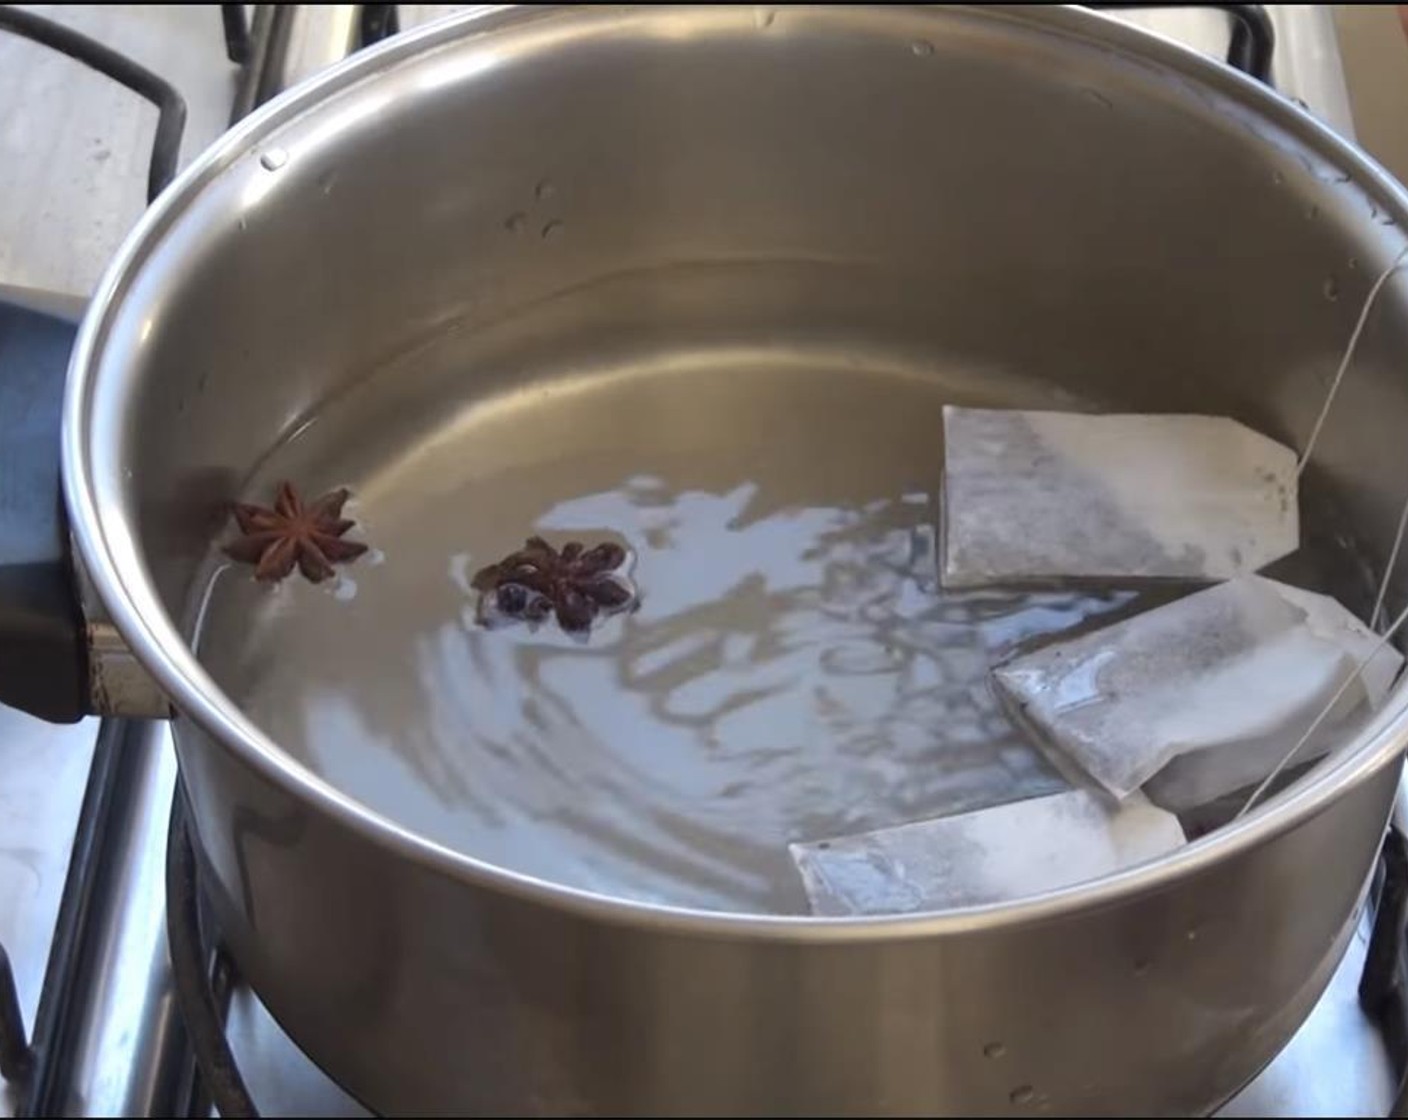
[991, 575, 1403, 807]
[1141, 581, 1403, 811]
[940, 407, 1298, 588]
[789, 789, 1185, 916]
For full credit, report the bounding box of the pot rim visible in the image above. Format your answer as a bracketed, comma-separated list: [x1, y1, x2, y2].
[63, 3, 1408, 939]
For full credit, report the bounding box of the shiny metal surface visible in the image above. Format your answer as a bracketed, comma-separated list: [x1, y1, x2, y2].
[195, 8, 1405, 1115]
[269, 5, 361, 95]
[48, 721, 188, 1118]
[209, 890, 1396, 1117]
[50, 4, 1408, 1114]
[239, 5, 362, 115]
[0, 708, 96, 1117]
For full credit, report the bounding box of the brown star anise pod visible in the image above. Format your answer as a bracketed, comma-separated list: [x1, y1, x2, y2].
[472, 536, 636, 633]
[225, 481, 369, 584]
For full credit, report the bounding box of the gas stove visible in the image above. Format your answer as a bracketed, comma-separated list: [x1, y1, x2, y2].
[0, 5, 1401, 1116]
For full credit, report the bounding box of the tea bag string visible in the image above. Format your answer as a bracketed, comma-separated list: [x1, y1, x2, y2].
[1297, 245, 1408, 477]
[1357, 252, 1408, 630]
[1372, 494, 1408, 632]
[1299, 245, 1408, 612]
[1236, 247, 1408, 819]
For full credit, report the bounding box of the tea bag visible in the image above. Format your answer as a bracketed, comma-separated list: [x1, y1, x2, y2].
[789, 789, 1185, 916]
[939, 407, 1298, 588]
[991, 575, 1403, 807]
[1142, 582, 1402, 812]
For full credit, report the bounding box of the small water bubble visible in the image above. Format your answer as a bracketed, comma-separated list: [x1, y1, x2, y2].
[983, 1041, 1006, 1059]
[1271, 170, 1284, 186]
[910, 39, 934, 57]
[535, 178, 556, 201]
[1010, 1086, 1035, 1106]
[1082, 88, 1113, 110]
[318, 171, 336, 196]
[1306, 203, 1319, 220]
[1349, 256, 1360, 271]
[504, 211, 528, 233]
[333, 576, 357, 602]
[541, 218, 564, 240]
[260, 147, 288, 171]
[754, 7, 775, 28]
[1323, 276, 1340, 302]
[238, 217, 248, 232]
[1186, 925, 1200, 942]
[366, 547, 387, 567]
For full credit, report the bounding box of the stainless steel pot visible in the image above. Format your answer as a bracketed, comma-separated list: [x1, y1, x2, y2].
[10, 4, 1408, 1114]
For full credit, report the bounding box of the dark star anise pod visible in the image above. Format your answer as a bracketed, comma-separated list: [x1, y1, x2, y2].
[473, 535, 635, 633]
[225, 481, 369, 584]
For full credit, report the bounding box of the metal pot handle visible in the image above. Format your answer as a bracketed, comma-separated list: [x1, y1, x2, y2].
[0, 290, 95, 724]
[0, 288, 173, 722]
[0, 8, 186, 723]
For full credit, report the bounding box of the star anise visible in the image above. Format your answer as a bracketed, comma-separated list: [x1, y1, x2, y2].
[472, 536, 636, 633]
[225, 481, 369, 584]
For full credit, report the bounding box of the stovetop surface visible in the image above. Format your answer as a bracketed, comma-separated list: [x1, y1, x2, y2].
[0, 5, 1395, 1116]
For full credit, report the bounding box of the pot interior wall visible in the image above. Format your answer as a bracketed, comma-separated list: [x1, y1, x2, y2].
[84, 6, 1408, 906]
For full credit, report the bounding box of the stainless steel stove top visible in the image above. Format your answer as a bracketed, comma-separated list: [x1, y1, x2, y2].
[0, 6, 1398, 1116]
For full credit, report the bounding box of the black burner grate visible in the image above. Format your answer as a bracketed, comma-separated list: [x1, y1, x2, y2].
[166, 788, 259, 1120]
